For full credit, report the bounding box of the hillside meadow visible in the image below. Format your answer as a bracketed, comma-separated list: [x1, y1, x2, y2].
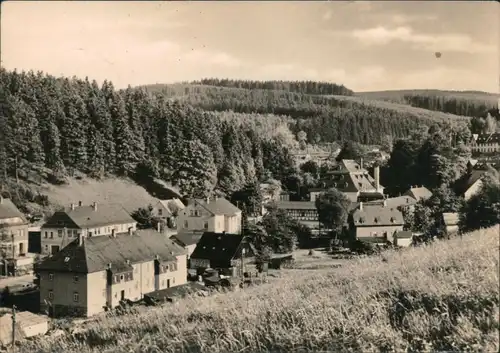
[17, 226, 499, 353]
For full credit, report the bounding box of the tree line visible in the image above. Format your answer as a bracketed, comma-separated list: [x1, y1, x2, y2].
[0, 69, 299, 199]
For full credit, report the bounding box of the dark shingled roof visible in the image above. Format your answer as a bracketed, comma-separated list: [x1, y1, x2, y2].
[190, 232, 251, 267]
[353, 204, 404, 227]
[43, 203, 135, 229]
[475, 132, 500, 145]
[192, 197, 241, 216]
[37, 229, 186, 274]
[0, 198, 27, 222]
[454, 170, 485, 195]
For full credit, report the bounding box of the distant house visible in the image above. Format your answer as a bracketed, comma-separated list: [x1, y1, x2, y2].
[454, 170, 485, 201]
[170, 230, 204, 259]
[41, 201, 137, 256]
[470, 132, 500, 154]
[276, 201, 320, 234]
[189, 232, 256, 277]
[0, 197, 30, 276]
[36, 229, 187, 317]
[350, 202, 405, 245]
[442, 212, 460, 235]
[366, 195, 417, 213]
[404, 186, 433, 202]
[322, 160, 384, 202]
[151, 198, 185, 227]
[176, 197, 242, 234]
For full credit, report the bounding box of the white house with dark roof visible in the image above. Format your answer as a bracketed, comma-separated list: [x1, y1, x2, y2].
[36, 229, 187, 317]
[0, 197, 29, 260]
[350, 201, 405, 245]
[151, 198, 185, 222]
[41, 201, 137, 256]
[176, 197, 242, 234]
[470, 132, 500, 154]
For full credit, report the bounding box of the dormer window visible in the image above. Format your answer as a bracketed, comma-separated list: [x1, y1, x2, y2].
[374, 217, 379, 224]
[390, 217, 395, 223]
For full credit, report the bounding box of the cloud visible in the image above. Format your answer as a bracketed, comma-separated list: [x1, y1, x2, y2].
[322, 10, 333, 21]
[348, 26, 495, 54]
[389, 13, 438, 25]
[182, 50, 242, 67]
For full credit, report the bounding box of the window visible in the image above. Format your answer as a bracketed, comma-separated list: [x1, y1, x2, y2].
[73, 275, 79, 283]
[73, 292, 79, 302]
[184, 220, 188, 229]
[50, 232, 53, 239]
[195, 210, 200, 217]
[190, 210, 194, 216]
[48, 291, 54, 300]
[48, 273, 54, 281]
[58, 229, 63, 237]
[158, 208, 163, 216]
[204, 221, 209, 229]
[44, 231, 48, 238]
[120, 274, 124, 281]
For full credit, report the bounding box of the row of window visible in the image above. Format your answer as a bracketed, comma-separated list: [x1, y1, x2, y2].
[183, 220, 209, 229]
[48, 290, 79, 302]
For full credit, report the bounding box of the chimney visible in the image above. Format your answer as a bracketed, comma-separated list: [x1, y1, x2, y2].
[92, 202, 97, 211]
[360, 158, 363, 170]
[206, 197, 210, 204]
[78, 200, 82, 207]
[374, 165, 380, 191]
[70, 203, 75, 211]
[359, 202, 363, 211]
[157, 222, 161, 233]
[383, 199, 387, 207]
[78, 234, 84, 246]
[214, 195, 218, 201]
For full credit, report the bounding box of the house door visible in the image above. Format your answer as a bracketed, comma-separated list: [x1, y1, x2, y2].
[167, 279, 170, 288]
[51, 245, 60, 254]
[120, 290, 125, 301]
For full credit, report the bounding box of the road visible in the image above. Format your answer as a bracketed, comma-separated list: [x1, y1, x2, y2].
[0, 274, 36, 291]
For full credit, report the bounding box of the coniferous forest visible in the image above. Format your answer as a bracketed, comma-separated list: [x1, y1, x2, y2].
[0, 68, 488, 201]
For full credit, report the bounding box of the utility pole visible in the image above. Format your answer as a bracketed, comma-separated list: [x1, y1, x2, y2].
[11, 305, 17, 350]
[11, 233, 15, 276]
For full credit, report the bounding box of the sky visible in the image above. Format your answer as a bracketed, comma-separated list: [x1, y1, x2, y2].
[2, 1, 499, 92]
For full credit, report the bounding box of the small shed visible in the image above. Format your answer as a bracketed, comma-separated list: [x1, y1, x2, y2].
[442, 212, 460, 235]
[0, 311, 48, 346]
[393, 231, 413, 247]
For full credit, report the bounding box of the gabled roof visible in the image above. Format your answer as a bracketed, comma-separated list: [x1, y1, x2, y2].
[37, 229, 186, 274]
[191, 197, 241, 216]
[352, 204, 404, 227]
[158, 198, 185, 215]
[454, 170, 485, 195]
[276, 201, 317, 210]
[170, 231, 204, 247]
[190, 232, 250, 265]
[404, 186, 433, 201]
[442, 212, 460, 226]
[0, 198, 27, 222]
[475, 132, 500, 144]
[43, 203, 135, 229]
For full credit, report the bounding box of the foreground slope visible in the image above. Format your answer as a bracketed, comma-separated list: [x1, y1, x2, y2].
[23, 226, 499, 353]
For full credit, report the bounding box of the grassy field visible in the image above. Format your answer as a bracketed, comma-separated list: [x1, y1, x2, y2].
[15, 226, 499, 353]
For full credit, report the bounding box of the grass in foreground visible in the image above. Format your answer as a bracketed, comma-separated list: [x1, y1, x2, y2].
[20, 226, 500, 353]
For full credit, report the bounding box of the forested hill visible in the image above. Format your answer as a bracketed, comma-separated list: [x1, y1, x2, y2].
[191, 78, 355, 96]
[0, 69, 299, 200]
[357, 89, 499, 118]
[138, 82, 471, 145]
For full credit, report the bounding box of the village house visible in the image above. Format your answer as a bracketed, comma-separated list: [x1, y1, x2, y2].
[366, 195, 418, 213]
[349, 201, 405, 246]
[276, 201, 321, 235]
[0, 311, 49, 346]
[40, 202, 137, 256]
[176, 197, 242, 234]
[322, 160, 385, 202]
[36, 229, 187, 318]
[454, 170, 485, 201]
[470, 132, 500, 154]
[189, 232, 256, 277]
[0, 197, 30, 276]
[151, 198, 185, 228]
[404, 186, 433, 202]
[170, 230, 204, 260]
